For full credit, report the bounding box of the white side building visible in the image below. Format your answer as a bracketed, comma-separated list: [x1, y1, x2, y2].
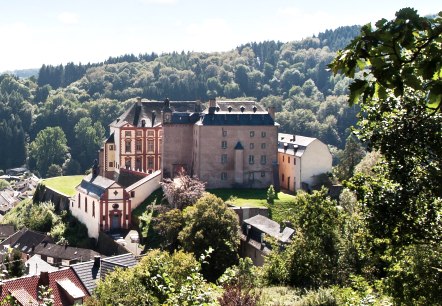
[278, 133, 332, 192]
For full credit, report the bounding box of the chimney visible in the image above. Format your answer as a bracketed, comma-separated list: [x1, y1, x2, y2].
[136, 97, 142, 106]
[141, 119, 146, 127]
[292, 135, 296, 142]
[267, 106, 275, 120]
[93, 255, 101, 268]
[92, 159, 99, 178]
[208, 99, 216, 114]
[164, 98, 170, 108]
[40, 271, 49, 286]
[151, 111, 156, 127]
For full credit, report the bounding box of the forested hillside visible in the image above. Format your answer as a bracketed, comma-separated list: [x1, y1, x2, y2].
[0, 25, 360, 177]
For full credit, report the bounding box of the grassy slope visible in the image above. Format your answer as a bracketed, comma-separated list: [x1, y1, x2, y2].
[41, 175, 84, 196]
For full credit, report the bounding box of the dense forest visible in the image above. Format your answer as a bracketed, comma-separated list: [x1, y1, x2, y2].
[0, 25, 361, 177]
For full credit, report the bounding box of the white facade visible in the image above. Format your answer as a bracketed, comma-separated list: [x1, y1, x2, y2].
[278, 133, 332, 191]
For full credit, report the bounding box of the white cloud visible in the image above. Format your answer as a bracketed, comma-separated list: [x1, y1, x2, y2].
[57, 12, 79, 25]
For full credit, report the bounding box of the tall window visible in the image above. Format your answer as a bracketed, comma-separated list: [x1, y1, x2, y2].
[136, 158, 142, 170]
[85, 198, 88, 213]
[250, 131, 255, 137]
[250, 143, 254, 149]
[158, 139, 162, 153]
[288, 156, 291, 163]
[136, 139, 142, 151]
[136, 130, 142, 137]
[148, 156, 154, 169]
[248, 155, 254, 164]
[125, 140, 131, 152]
[147, 140, 154, 153]
[78, 194, 80, 208]
[260, 155, 267, 165]
[92, 201, 95, 217]
[147, 130, 155, 137]
[222, 130, 227, 137]
[221, 172, 227, 180]
[221, 141, 227, 149]
[221, 154, 227, 164]
[261, 143, 266, 149]
[261, 131, 266, 137]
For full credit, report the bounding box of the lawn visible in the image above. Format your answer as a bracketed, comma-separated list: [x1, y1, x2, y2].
[207, 188, 296, 208]
[41, 175, 84, 196]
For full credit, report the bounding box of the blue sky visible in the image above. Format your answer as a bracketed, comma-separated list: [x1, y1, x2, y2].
[0, 0, 439, 72]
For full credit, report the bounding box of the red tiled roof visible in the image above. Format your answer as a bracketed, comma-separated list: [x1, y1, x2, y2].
[0, 268, 89, 305]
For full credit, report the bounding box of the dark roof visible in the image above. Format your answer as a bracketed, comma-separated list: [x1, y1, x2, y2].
[71, 260, 100, 295]
[116, 169, 147, 188]
[215, 101, 265, 112]
[72, 253, 137, 294]
[0, 268, 89, 305]
[201, 113, 275, 126]
[101, 253, 137, 279]
[77, 174, 117, 199]
[0, 224, 15, 239]
[0, 228, 53, 253]
[105, 132, 115, 144]
[111, 101, 200, 128]
[34, 241, 101, 261]
[234, 141, 244, 150]
[170, 112, 201, 124]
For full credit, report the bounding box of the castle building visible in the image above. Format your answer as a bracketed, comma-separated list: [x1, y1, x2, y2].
[99, 97, 198, 180]
[162, 99, 279, 189]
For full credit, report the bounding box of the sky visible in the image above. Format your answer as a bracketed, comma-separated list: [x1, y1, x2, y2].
[0, 0, 439, 72]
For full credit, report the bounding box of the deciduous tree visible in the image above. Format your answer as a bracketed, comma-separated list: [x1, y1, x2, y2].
[179, 194, 240, 281]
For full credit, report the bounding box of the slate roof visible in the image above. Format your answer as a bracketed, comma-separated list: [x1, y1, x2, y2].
[77, 174, 117, 200]
[101, 253, 137, 278]
[201, 113, 275, 126]
[244, 215, 295, 243]
[115, 169, 147, 188]
[0, 268, 89, 305]
[105, 132, 115, 144]
[110, 100, 200, 128]
[33, 241, 101, 262]
[71, 253, 137, 295]
[277, 133, 317, 157]
[0, 224, 15, 240]
[0, 228, 53, 253]
[170, 112, 201, 124]
[70, 260, 100, 295]
[214, 101, 265, 112]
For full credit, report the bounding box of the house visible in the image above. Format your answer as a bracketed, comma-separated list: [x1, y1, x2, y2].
[240, 214, 295, 266]
[71, 162, 161, 239]
[0, 269, 89, 305]
[25, 255, 59, 276]
[0, 228, 53, 256]
[162, 98, 279, 188]
[100, 97, 199, 180]
[33, 242, 101, 267]
[278, 133, 332, 192]
[0, 224, 15, 242]
[71, 253, 138, 295]
[0, 190, 19, 215]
